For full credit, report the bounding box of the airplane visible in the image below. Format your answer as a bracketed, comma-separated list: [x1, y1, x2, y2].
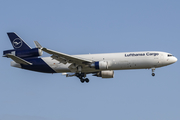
[3, 32, 178, 83]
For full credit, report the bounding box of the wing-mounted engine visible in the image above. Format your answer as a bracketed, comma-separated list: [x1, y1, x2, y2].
[3, 48, 43, 58]
[93, 70, 114, 78]
[90, 61, 109, 70]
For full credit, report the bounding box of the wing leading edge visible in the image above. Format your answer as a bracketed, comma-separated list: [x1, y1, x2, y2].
[34, 41, 92, 65]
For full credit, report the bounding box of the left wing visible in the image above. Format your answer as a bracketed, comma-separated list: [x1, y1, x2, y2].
[34, 41, 92, 65]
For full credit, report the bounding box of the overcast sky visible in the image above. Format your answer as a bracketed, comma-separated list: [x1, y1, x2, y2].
[0, 0, 180, 120]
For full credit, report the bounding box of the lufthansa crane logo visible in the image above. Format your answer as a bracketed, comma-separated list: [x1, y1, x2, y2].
[13, 38, 23, 48]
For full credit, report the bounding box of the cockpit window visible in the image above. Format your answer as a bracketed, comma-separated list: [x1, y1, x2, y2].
[168, 54, 173, 57]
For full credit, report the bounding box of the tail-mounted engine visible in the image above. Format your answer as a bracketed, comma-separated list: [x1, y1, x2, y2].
[3, 48, 43, 58]
[93, 70, 114, 78]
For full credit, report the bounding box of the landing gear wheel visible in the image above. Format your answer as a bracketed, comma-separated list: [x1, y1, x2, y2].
[85, 78, 89, 83]
[152, 73, 155, 76]
[76, 73, 89, 83]
[80, 79, 84, 83]
[151, 67, 156, 77]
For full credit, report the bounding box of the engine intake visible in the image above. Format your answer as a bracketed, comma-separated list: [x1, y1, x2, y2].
[94, 70, 114, 78]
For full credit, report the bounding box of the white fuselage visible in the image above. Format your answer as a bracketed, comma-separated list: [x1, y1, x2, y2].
[6, 33, 177, 81]
[40, 51, 177, 73]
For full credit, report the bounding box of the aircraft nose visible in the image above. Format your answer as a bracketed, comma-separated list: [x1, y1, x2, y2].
[174, 57, 178, 62]
[172, 57, 178, 63]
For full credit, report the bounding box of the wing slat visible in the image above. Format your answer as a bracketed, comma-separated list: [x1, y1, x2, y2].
[42, 47, 92, 64]
[34, 41, 92, 65]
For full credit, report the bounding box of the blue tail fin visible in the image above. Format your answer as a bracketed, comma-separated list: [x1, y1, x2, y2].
[7, 32, 31, 50]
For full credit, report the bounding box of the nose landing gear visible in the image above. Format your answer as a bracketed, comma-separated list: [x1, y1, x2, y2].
[151, 67, 155, 76]
[152, 73, 155, 76]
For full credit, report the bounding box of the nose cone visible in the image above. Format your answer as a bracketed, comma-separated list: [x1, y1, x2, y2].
[172, 57, 178, 63]
[174, 57, 178, 62]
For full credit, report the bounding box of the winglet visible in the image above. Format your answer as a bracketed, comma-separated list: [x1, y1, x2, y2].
[34, 41, 42, 49]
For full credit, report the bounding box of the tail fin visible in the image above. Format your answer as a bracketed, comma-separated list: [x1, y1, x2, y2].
[7, 32, 31, 50]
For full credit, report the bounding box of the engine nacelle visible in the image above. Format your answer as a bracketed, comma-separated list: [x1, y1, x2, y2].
[3, 48, 43, 58]
[90, 61, 108, 70]
[94, 70, 114, 78]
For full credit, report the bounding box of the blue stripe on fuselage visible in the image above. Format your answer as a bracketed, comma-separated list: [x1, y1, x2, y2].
[21, 58, 56, 73]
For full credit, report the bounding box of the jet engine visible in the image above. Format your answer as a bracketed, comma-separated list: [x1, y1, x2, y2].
[90, 61, 108, 70]
[3, 48, 43, 58]
[93, 70, 114, 78]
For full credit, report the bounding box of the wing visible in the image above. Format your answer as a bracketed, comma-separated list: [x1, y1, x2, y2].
[34, 41, 92, 65]
[3, 54, 32, 65]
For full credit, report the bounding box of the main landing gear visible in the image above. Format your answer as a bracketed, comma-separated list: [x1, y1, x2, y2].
[151, 67, 155, 77]
[76, 73, 89, 83]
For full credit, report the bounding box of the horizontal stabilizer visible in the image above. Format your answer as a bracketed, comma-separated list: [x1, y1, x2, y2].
[3, 54, 32, 65]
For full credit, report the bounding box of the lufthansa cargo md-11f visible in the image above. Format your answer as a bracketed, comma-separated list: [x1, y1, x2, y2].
[3, 33, 177, 83]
